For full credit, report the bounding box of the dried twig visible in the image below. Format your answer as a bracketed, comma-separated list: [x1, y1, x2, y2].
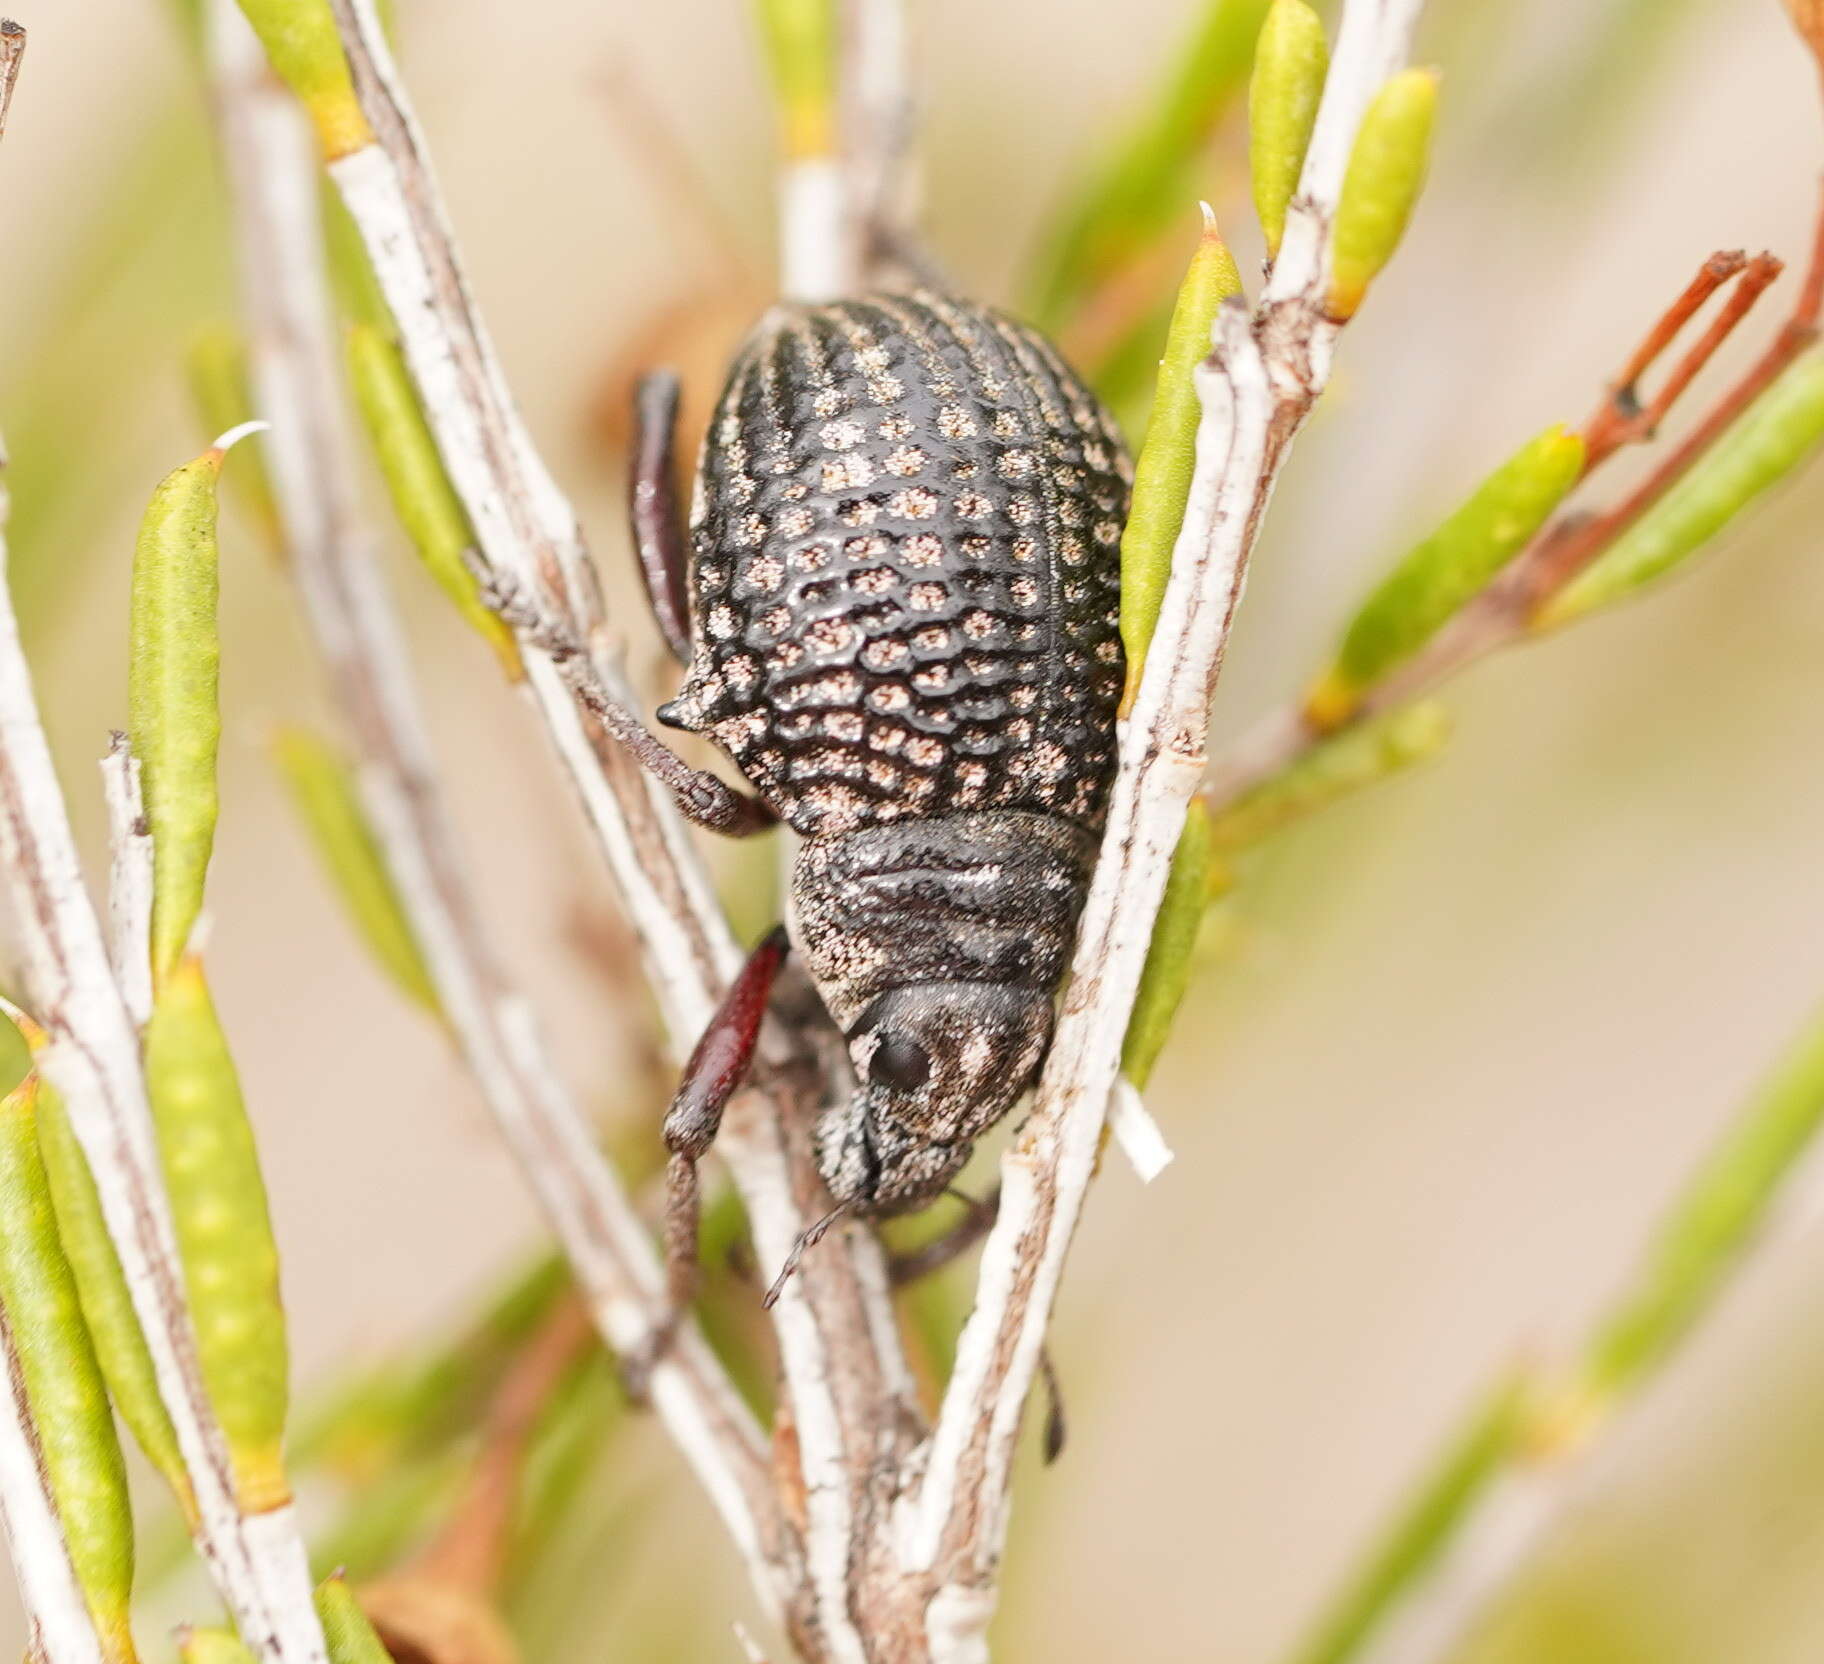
[100, 735, 153, 1032]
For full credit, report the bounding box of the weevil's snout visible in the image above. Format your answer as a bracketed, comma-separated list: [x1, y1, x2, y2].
[815, 982, 1054, 1215]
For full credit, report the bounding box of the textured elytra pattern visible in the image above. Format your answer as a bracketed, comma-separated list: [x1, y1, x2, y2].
[659, 291, 1131, 840]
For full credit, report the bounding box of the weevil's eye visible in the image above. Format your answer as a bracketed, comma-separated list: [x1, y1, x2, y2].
[869, 1032, 931, 1093]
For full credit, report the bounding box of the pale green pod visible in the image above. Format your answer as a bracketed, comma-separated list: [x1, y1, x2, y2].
[0, 1078, 140, 1663]
[1249, 0, 1329, 260]
[345, 324, 523, 680]
[1207, 703, 1452, 862]
[314, 1575, 394, 1664]
[754, 0, 838, 159]
[1538, 352, 1824, 628]
[1118, 214, 1244, 711]
[145, 957, 291, 1514]
[1307, 424, 1584, 723]
[130, 442, 237, 987]
[234, 0, 373, 159]
[1121, 801, 1214, 1089]
[271, 727, 441, 1017]
[1328, 68, 1439, 321]
[186, 326, 280, 551]
[35, 1084, 198, 1527]
[179, 1630, 258, 1664]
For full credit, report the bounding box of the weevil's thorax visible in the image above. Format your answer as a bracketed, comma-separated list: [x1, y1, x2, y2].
[658, 290, 1130, 841]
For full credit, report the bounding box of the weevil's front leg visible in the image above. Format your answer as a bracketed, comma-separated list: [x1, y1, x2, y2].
[887, 1184, 1001, 1285]
[626, 925, 793, 1396]
[477, 567, 776, 837]
[629, 371, 694, 667]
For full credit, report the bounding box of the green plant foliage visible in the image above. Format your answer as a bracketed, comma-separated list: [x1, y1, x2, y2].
[145, 957, 291, 1515]
[1121, 801, 1214, 1088]
[185, 325, 280, 550]
[1118, 214, 1244, 710]
[0, 1076, 140, 1663]
[1328, 67, 1439, 320]
[754, 0, 838, 158]
[1309, 424, 1584, 724]
[314, 1574, 395, 1664]
[1249, 0, 1329, 259]
[1537, 352, 1824, 627]
[178, 1630, 257, 1664]
[271, 726, 442, 1018]
[233, 0, 373, 159]
[0, 1007, 30, 1099]
[1026, 0, 1270, 328]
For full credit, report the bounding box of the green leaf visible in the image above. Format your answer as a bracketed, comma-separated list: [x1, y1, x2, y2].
[0, 1006, 31, 1099]
[179, 1630, 258, 1664]
[1121, 801, 1215, 1088]
[314, 1574, 395, 1664]
[1537, 351, 1824, 627]
[186, 326, 281, 552]
[233, 0, 373, 159]
[1118, 213, 1243, 709]
[754, 0, 838, 158]
[1310, 424, 1584, 723]
[1328, 67, 1439, 321]
[146, 957, 291, 1514]
[1026, 0, 1271, 327]
[1249, 0, 1329, 259]
[271, 726, 442, 1018]
[0, 1078, 140, 1663]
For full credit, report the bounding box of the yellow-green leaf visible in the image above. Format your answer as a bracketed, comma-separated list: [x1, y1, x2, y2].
[1537, 352, 1824, 628]
[754, 0, 838, 159]
[314, 1574, 395, 1664]
[0, 1077, 140, 1663]
[1121, 801, 1215, 1088]
[271, 726, 440, 1017]
[1309, 425, 1584, 725]
[233, 0, 373, 159]
[0, 1007, 30, 1099]
[146, 957, 291, 1514]
[1118, 213, 1244, 710]
[1249, 0, 1329, 260]
[179, 1631, 258, 1664]
[345, 324, 522, 679]
[1328, 68, 1438, 321]
[186, 326, 281, 552]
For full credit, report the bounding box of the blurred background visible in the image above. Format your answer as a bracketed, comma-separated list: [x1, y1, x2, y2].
[3, 0, 1823, 1658]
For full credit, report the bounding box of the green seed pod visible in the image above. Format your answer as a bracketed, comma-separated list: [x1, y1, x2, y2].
[233, 0, 374, 160]
[0, 1077, 140, 1664]
[186, 326, 281, 552]
[1121, 801, 1215, 1089]
[754, 0, 838, 159]
[271, 727, 441, 1018]
[345, 324, 523, 680]
[145, 956, 291, 1515]
[314, 1574, 394, 1664]
[1118, 212, 1244, 712]
[1208, 703, 1452, 864]
[1249, 0, 1329, 260]
[1328, 67, 1439, 322]
[1308, 424, 1584, 725]
[179, 1630, 258, 1664]
[35, 1084, 198, 1527]
[131, 436, 256, 987]
[1538, 352, 1824, 628]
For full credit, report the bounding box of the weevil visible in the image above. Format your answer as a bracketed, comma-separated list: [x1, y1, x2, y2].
[531, 290, 1129, 1311]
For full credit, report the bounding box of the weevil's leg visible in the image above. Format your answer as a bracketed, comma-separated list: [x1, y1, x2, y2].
[476, 567, 777, 837]
[629, 371, 694, 667]
[1039, 1348, 1067, 1465]
[624, 926, 793, 1397]
[887, 1184, 1002, 1285]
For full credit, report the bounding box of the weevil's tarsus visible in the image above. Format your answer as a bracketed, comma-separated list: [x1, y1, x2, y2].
[630, 370, 695, 666]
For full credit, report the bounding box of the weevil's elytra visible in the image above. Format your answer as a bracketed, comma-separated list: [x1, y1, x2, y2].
[658, 290, 1131, 1223]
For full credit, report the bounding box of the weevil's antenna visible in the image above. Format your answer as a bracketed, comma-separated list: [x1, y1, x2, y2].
[762, 1203, 851, 1309]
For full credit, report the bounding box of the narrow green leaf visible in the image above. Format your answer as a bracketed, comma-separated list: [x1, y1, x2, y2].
[1538, 351, 1824, 627]
[1026, 0, 1271, 327]
[271, 726, 441, 1017]
[1121, 801, 1214, 1088]
[1328, 67, 1439, 321]
[754, 0, 838, 159]
[345, 324, 522, 679]
[36, 1084, 197, 1525]
[186, 325, 281, 551]
[0, 1007, 30, 1099]
[1584, 1005, 1824, 1394]
[146, 957, 291, 1514]
[233, 0, 373, 159]
[1249, 0, 1329, 260]
[179, 1631, 257, 1664]
[1118, 213, 1244, 709]
[0, 1077, 140, 1664]
[1207, 702, 1452, 861]
[1310, 424, 1584, 724]
[314, 1574, 396, 1664]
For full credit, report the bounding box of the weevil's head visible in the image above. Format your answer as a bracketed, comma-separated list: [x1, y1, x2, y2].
[812, 981, 1055, 1216]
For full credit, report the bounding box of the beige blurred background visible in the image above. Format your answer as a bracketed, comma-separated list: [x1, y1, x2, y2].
[3, 0, 1824, 1658]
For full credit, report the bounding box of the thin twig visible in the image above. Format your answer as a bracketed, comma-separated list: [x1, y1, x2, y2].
[100, 734, 153, 1032]
[0, 19, 24, 140]
[841, 0, 919, 286]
